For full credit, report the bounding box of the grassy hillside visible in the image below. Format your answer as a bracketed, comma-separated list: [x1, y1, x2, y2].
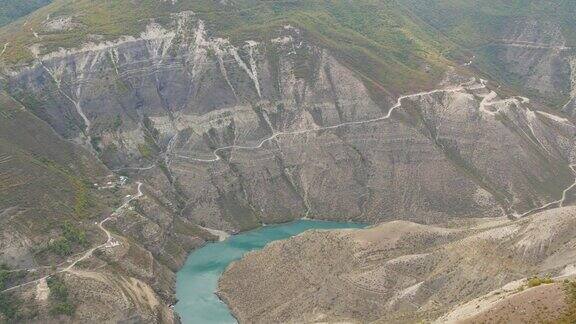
[0, 0, 466, 94]
[0, 89, 111, 266]
[403, 0, 576, 46]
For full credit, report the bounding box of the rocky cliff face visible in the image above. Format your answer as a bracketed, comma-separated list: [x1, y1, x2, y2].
[6, 12, 576, 233]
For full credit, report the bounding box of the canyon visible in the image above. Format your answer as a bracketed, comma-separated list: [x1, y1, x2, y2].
[1, 0, 576, 322]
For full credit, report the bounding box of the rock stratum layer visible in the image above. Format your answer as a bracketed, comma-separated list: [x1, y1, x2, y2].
[2, 0, 576, 322]
[7, 12, 576, 230]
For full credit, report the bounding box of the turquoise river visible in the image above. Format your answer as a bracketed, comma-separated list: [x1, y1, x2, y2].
[175, 220, 366, 323]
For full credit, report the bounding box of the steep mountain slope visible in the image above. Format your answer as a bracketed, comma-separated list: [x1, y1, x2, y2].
[4, 5, 575, 228]
[0, 86, 214, 322]
[0, 89, 109, 267]
[404, 0, 576, 109]
[0, 0, 575, 322]
[0, 0, 460, 93]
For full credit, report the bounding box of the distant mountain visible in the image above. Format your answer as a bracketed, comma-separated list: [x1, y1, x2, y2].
[0, 0, 51, 27]
[404, 0, 576, 108]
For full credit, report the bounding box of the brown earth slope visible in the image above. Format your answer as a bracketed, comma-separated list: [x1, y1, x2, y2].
[218, 206, 576, 323]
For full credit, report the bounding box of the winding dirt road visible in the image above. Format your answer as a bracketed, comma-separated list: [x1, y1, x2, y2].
[176, 78, 576, 219]
[179, 79, 486, 162]
[0, 182, 143, 294]
[497, 40, 572, 51]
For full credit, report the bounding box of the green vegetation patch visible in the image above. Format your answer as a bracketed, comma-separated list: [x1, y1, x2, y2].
[32, 156, 95, 219]
[527, 276, 554, 288]
[0, 292, 20, 320]
[47, 275, 75, 316]
[49, 221, 88, 256]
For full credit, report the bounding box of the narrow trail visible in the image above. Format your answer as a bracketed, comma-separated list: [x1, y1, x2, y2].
[178, 80, 486, 162]
[479, 89, 530, 115]
[560, 165, 576, 207]
[510, 164, 576, 218]
[63, 181, 143, 271]
[111, 164, 156, 172]
[0, 43, 9, 60]
[497, 40, 572, 51]
[0, 182, 143, 294]
[164, 133, 179, 169]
